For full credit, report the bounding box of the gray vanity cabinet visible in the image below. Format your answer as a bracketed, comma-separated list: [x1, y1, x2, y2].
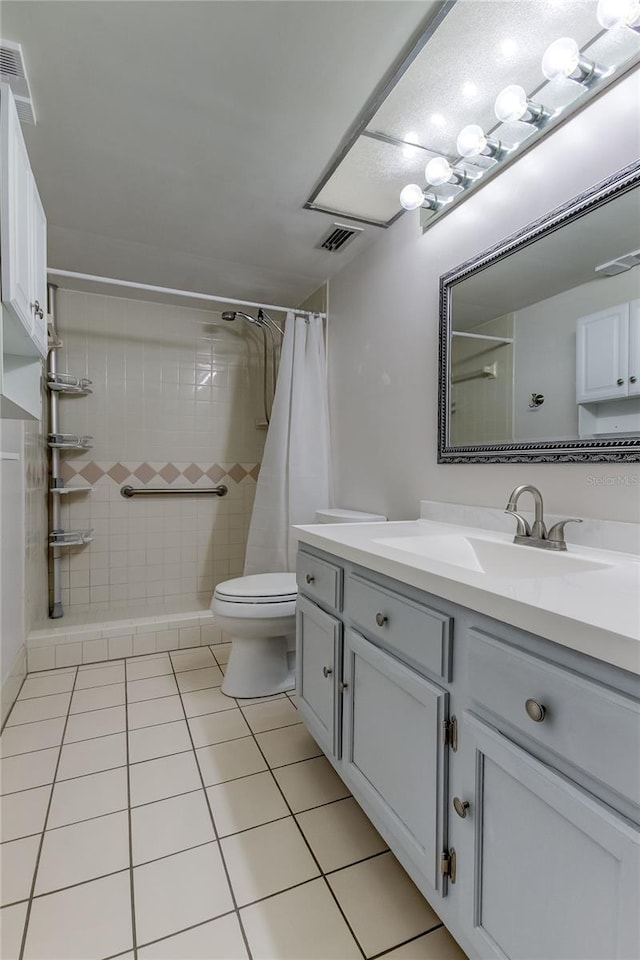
[341, 627, 449, 895]
[457, 712, 640, 960]
[295, 594, 342, 759]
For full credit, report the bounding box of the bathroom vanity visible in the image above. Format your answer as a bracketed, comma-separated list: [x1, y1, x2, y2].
[294, 519, 640, 960]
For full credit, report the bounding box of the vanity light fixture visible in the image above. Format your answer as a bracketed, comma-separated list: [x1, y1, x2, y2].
[399, 184, 448, 211]
[425, 156, 473, 187]
[494, 84, 552, 126]
[541, 37, 608, 86]
[597, 0, 640, 31]
[456, 124, 508, 160]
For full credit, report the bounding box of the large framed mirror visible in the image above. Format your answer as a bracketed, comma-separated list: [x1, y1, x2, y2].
[438, 160, 640, 463]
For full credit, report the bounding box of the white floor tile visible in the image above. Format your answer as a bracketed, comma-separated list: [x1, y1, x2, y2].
[23, 870, 133, 960]
[207, 771, 289, 837]
[0, 834, 40, 905]
[255, 723, 322, 768]
[70, 683, 125, 714]
[327, 852, 440, 958]
[128, 720, 192, 763]
[188, 709, 250, 749]
[240, 698, 301, 734]
[379, 927, 468, 960]
[127, 695, 184, 730]
[126, 657, 172, 682]
[296, 797, 387, 872]
[74, 663, 125, 689]
[241, 877, 362, 960]
[181, 687, 236, 718]
[134, 843, 233, 946]
[273, 756, 350, 813]
[64, 705, 127, 743]
[196, 737, 267, 786]
[137, 913, 248, 960]
[0, 901, 28, 960]
[57, 733, 127, 781]
[130, 751, 201, 806]
[170, 648, 216, 673]
[211, 643, 232, 666]
[220, 817, 319, 906]
[1, 785, 51, 842]
[176, 666, 224, 693]
[1, 748, 59, 795]
[234, 693, 286, 707]
[131, 790, 215, 865]
[18, 673, 75, 700]
[35, 810, 129, 895]
[7, 693, 71, 727]
[127, 675, 178, 703]
[0, 717, 65, 758]
[48, 767, 128, 829]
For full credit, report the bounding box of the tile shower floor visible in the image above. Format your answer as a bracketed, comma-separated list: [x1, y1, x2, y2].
[1, 645, 468, 960]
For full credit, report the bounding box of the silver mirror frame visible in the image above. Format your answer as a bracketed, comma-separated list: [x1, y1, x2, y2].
[438, 159, 640, 464]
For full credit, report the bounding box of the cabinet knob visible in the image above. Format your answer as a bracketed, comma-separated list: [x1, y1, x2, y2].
[375, 612, 388, 627]
[339, 681, 348, 693]
[305, 574, 315, 584]
[525, 698, 546, 722]
[32, 300, 44, 320]
[617, 378, 625, 386]
[453, 797, 470, 819]
[322, 666, 332, 678]
[631, 376, 637, 384]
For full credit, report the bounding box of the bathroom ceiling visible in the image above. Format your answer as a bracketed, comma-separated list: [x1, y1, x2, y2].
[1, 0, 439, 310]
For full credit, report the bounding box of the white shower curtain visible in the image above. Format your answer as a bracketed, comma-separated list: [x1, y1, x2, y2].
[243, 312, 330, 574]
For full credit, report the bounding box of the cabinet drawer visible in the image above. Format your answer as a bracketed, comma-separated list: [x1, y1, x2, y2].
[297, 552, 343, 613]
[468, 629, 640, 808]
[345, 573, 452, 681]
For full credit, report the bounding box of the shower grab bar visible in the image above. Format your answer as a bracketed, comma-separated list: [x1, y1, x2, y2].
[121, 484, 227, 499]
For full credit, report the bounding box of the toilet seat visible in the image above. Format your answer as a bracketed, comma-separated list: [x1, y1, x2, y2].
[212, 573, 297, 620]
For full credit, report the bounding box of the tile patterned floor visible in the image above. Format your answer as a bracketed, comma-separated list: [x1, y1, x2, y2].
[1, 644, 469, 960]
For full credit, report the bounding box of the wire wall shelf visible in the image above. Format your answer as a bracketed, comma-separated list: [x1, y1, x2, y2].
[48, 433, 93, 450]
[49, 529, 94, 548]
[49, 481, 92, 495]
[46, 373, 93, 395]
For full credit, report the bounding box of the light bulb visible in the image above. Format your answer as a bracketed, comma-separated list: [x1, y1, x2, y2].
[597, 0, 640, 28]
[399, 184, 425, 211]
[494, 85, 528, 122]
[541, 37, 581, 80]
[456, 124, 487, 158]
[425, 157, 453, 186]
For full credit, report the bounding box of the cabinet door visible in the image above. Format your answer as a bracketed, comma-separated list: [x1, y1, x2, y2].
[28, 179, 48, 358]
[341, 628, 449, 896]
[296, 595, 341, 759]
[629, 299, 640, 397]
[576, 304, 629, 402]
[458, 712, 640, 960]
[1, 84, 34, 337]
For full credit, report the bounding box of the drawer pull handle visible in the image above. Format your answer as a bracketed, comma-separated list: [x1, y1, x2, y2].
[339, 681, 348, 692]
[525, 698, 546, 723]
[375, 612, 388, 627]
[322, 666, 333, 678]
[305, 574, 315, 584]
[453, 797, 470, 819]
[32, 300, 45, 320]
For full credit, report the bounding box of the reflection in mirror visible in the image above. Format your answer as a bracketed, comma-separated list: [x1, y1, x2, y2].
[439, 162, 640, 463]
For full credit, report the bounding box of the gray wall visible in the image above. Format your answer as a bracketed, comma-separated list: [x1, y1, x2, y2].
[327, 71, 640, 523]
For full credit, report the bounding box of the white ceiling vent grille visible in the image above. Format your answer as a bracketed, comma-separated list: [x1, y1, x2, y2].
[595, 250, 640, 277]
[0, 40, 35, 123]
[317, 222, 363, 253]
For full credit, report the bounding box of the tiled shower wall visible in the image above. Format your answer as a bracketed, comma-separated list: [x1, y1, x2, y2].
[24, 419, 49, 632]
[52, 290, 267, 613]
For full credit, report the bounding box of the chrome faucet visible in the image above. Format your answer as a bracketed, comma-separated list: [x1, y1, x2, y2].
[505, 484, 582, 552]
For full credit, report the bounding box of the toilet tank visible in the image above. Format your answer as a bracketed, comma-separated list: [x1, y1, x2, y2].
[315, 508, 387, 523]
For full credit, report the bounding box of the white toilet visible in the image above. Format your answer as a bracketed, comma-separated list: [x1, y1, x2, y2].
[212, 507, 386, 698]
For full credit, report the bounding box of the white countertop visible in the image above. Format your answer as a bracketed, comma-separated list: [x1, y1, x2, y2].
[293, 519, 640, 676]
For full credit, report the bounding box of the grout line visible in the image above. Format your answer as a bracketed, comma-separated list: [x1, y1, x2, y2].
[132, 909, 238, 953]
[368, 923, 445, 960]
[17, 665, 80, 960]
[14, 685, 76, 703]
[124, 657, 138, 959]
[166, 654, 255, 960]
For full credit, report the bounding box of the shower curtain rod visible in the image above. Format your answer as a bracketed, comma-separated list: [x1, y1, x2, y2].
[46, 269, 326, 319]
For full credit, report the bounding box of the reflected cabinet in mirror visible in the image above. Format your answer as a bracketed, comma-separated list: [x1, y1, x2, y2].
[438, 161, 640, 463]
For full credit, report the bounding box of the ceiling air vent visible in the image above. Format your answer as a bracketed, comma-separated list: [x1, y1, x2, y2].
[595, 249, 640, 277]
[317, 222, 363, 253]
[0, 40, 35, 123]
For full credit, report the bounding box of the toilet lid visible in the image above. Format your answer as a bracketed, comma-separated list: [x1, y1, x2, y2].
[214, 572, 298, 603]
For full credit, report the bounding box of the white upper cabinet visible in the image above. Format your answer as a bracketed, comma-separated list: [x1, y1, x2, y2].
[576, 300, 640, 403]
[0, 83, 47, 358]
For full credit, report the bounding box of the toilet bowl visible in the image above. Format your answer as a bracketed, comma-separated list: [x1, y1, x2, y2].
[212, 508, 387, 699]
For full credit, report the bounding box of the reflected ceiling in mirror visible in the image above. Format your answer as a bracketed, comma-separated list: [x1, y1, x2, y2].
[438, 161, 640, 463]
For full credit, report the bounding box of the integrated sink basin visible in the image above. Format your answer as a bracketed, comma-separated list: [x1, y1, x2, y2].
[373, 533, 611, 579]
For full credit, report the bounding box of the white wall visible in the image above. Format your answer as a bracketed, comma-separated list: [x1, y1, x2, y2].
[328, 71, 640, 524]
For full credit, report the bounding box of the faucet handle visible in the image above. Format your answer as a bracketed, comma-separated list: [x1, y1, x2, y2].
[504, 510, 531, 538]
[547, 518, 582, 545]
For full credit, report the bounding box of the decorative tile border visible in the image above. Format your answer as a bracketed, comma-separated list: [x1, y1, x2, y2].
[60, 461, 261, 485]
